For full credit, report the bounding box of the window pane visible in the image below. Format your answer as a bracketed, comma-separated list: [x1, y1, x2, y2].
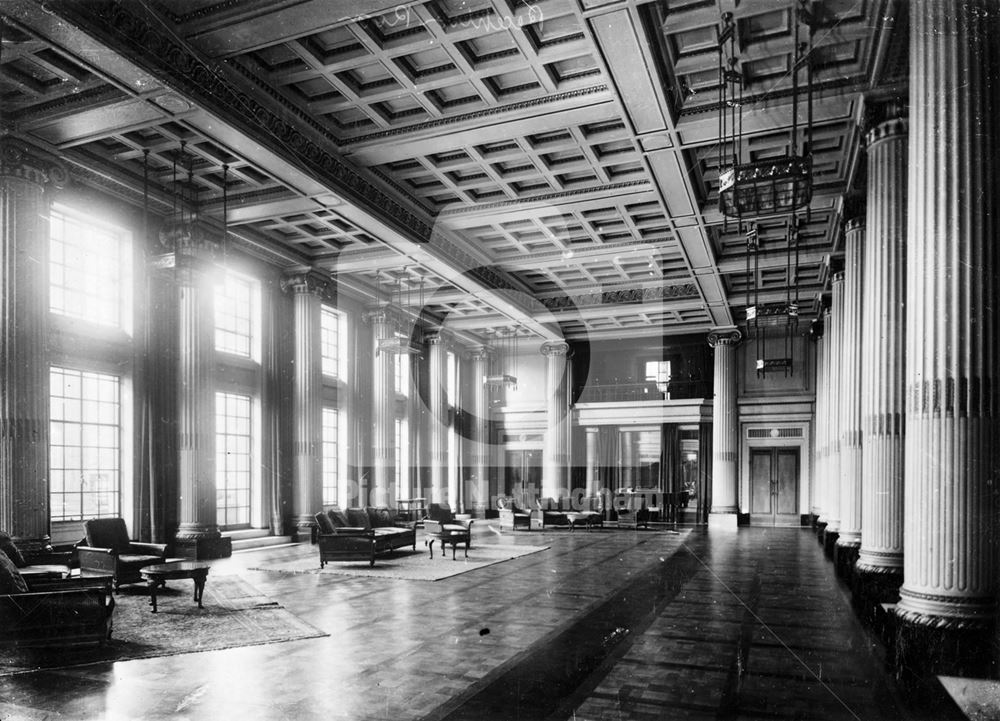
[216, 391, 253, 527]
[322, 407, 338, 506]
[49, 366, 121, 521]
[48, 209, 127, 328]
[321, 306, 342, 378]
[215, 274, 255, 357]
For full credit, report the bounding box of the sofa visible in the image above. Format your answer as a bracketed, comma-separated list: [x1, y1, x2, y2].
[0, 535, 115, 648]
[314, 507, 417, 567]
[532, 497, 604, 530]
[0, 531, 73, 581]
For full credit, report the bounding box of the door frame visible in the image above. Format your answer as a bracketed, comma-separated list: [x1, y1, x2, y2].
[740, 421, 811, 522]
[748, 446, 801, 526]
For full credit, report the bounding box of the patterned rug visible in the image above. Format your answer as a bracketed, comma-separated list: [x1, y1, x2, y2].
[249, 543, 550, 581]
[0, 575, 326, 676]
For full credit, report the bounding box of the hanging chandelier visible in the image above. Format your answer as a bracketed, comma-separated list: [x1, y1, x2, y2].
[717, 2, 814, 378]
[375, 269, 421, 356]
[483, 326, 518, 390]
[717, 3, 815, 221]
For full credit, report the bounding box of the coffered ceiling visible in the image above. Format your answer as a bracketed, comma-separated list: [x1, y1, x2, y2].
[0, 0, 906, 345]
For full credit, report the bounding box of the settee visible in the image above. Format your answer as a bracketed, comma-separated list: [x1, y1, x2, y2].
[314, 507, 416, 567]
[0, 534, 115, 648]
[532, 496, 604, 531]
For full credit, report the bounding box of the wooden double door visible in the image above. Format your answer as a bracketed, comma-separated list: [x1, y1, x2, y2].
[749, 447, 800, 526]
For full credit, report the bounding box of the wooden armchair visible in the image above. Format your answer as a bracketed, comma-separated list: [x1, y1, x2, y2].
[79, 518, 167, 590]
[496, 496, 531, 531]
[0, 575, 115, 648]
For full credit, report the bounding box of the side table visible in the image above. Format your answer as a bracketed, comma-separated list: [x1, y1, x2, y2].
[140, 561, 210, 613]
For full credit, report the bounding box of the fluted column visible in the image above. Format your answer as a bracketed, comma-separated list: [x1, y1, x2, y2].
[0, 138, 66, 548]
[621, 431, 634, 488]
[426, 332, 448, 505]
[811, 327, 827, 531]
[896, 0, 999, 678]
[282, 272, 326, 537]
[585, 427, 600, 497]
[707, 327, 741, 527]
[836, 220, 865, 574]
[823, 273, 844, 556]
[468, 347, 491, 515]
[541, 341, 570, 498]
[163, 221, 222, 550]
[261, 280, 285, 535]
[856, 114, 908, 612]
[371, 308, 396, 507]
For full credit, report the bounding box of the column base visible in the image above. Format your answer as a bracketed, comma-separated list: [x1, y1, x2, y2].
[894, 610, 997, 682]
[708, 512, 738, 532]
[174, 535, 232, 560]
[822, 529, 839, 560]
[814, 521, 827, 544]
[834, 539, 860, 583]
[852, 565, 902, 631]
[295, 515, 317, 543]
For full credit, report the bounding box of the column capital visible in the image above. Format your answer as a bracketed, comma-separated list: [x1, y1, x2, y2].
[0, 136, 68, 189]
[364, 305, 396, 326]
[158, 218, 220, 261]
[540, 340, 570, 357]
[280, 269, 333, 298]
[831, 270, 845, 285]
[866, 116, 909, 147]
[845, 218, 865, 233]
[467, 346, 492, 362]
[424, 328, 451, 347]
[707, 327, 742, 348]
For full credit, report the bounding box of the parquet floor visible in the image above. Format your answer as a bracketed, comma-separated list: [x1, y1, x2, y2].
[0, 525, 957, 720]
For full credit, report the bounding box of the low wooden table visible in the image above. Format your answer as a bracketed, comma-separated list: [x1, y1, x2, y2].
[140, 561, 210, 613]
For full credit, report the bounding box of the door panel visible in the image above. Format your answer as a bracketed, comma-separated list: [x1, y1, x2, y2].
[750, 450, 773, 513]
[776, 450, 799, 515]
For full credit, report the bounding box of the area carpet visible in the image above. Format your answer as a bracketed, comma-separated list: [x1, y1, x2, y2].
[248, 543, 550, 581]
[0, 575, 327, 676]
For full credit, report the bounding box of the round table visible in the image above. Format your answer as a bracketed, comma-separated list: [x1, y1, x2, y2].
[140, 561, 210, 613]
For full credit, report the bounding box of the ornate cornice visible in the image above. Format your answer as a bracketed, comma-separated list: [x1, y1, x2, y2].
[56, 1, 432, 244]
[439, 179, 650, 216]
[707, 327, 742, 348]
[680, 76, 862, 118]
[345, 85, 611, 146]
[541, 282, 699, 311]
[8, 85, 126, 124]
[0, 136, 68, 189]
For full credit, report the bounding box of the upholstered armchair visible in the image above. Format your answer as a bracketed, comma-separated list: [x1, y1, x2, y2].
[424, 504, 473, 559]
[496, 496, 531, 531]
[79, 518, 168, 590]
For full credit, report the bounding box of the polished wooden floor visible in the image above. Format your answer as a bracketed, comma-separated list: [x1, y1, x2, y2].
[0, 525, 956, 720]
